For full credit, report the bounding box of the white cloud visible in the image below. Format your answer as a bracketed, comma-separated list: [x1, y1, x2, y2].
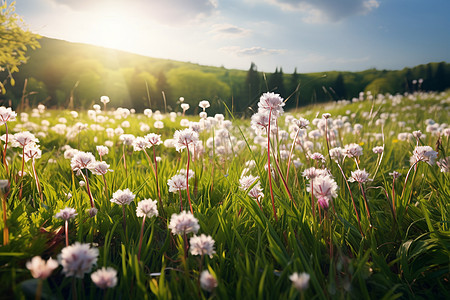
[209, 24, 251, 38]
[267, 0, 380, 23]
[220, 46, 286, 56]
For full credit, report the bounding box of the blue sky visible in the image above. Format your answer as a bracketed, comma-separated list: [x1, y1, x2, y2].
[15, 0, 450, 73]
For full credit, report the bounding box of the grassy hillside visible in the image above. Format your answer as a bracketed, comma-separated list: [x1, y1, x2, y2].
[1, 37, 449, 114]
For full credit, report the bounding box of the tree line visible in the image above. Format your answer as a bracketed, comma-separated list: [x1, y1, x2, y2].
[1, 37, 449, 115]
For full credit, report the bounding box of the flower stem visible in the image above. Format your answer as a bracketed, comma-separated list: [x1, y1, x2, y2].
[32, 159, 43, 202]
[1, 190, 8, 245]
[138, 215, 146, 260]
[267, 109, 278, 221]
[19, 147, 25, 200]
[186, 145, 194, 214]
[82, 170, 95, 208]
[65, 220, 69, 247]
[2, 123, 9, 174]
[337, 162, 364, 236]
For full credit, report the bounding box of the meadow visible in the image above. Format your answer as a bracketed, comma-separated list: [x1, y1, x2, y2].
[0, 91, 449, 299]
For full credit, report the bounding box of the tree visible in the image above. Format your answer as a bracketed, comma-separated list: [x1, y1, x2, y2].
[244, 62, 261, 111]
[0, 1, 40, 94]
[334, 73, 347, 100]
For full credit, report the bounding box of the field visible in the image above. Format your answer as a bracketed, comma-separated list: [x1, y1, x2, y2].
[0, 91, 449, 299]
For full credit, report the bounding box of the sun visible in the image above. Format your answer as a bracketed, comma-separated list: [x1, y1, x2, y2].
[86, 11, 132, 50]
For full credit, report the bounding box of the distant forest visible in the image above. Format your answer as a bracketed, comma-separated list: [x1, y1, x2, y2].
[1, 37, 450, 115]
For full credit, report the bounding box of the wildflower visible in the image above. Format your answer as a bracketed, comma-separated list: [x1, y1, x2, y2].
[372, 146, 384, 154]
[173, 129, 199, 152]
[23, 143, 42, 162]
[154, 121, 164, 129]
[132, 136, 150, 151]
[58, 242, 99, 278]
[189, 234, 216, 258]
[168, 211, 199, 235]
[120, 134, 135, 146]
[96, 145, 109, 157]
[389, 171, 401, 179]
[308, 175, 338, 210]
[88, 161, 113, 176]
[136, 199, 159, 218]
[289, 272, 310, 291]
[167, 174, 187, 193]
[55, 207, 78, 221]
[329, 147, 344, 163]
[177, 169, 194, 179]
[91, 267, 117, 289]
[0, 106, 17, 124]
[322, 113, 331, 119]
[248, 184, 264, 200]
[110, 189, 135, 205]
[12, 131, 38, 148]
[348, 169, 371, 183]
[309, 152, 325, 162]
[257, 92, 285, 117]
[344, 143, 363, 159]
[239, 175, 259, 191]
[71, 151, 96, 172]
[199, 100, 210, 111]
[199, 111, 207, 119]
[100, 96, 110, 104]
[410, 145, 438, 166]
[302, 167, 327, 180]
[145, 133, 162, 146]
[87, 207, 98, 217]
[437, 157, 449, 173]
[26, 256, 58, 279]
[200, 270, 218, 292]
[293, 117, 310, 129]
[181, 103, 190, 112]
[251, 112, 271, 134]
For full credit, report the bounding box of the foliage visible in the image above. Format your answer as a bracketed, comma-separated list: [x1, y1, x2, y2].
[0, 0, 40, 94]
[0, 90, 449, 299]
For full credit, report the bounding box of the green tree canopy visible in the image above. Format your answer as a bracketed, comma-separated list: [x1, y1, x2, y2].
[0, 0, 40, 94]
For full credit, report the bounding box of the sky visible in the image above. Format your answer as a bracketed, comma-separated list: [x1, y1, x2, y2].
[14, 0, 450, 73]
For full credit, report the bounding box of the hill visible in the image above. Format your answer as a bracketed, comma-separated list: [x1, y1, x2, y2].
[1, 37, 449, 114]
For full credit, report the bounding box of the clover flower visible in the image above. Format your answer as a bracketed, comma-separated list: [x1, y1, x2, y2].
[0, 106, 17, 124]
[26, 256, 59, 279]
[372, 146, 384, 154]
[169, 211, 199, 235]
[410, 145, 438, 166]
[71, 151, 96, 172]
[437, 157, 449, 173]
[58, 242, 99, 278]
[348, 169, 371, 184]
[91, 267, 117, 289]
[136, 199, 159, 218]
[200, 270, 218, 292]
[344, 143, 363, 158]
[189, 234, 216, 258]
[132, 136, 150, 151]
[55, 207, 78, 221]
[173, 129, 199, 152]
[257, 92, 285, 117]
[145, 133, 162, 146]
[289, 272, 310, 291]
[96, 145, 109, 157]
[168, 174, 187, 193]
[88, 161, 113, 176]
[239, 175, 259, 191]
[199, 100, 210, 111]
[329, 147, 344, 163]
[307, 175, 338, 209]
[100, 96, 110, 104]
[110, 188, 135, 205]
[12, 131, 38, 148]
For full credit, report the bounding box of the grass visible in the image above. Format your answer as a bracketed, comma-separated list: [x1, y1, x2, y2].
[0, 91, 449, 299]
